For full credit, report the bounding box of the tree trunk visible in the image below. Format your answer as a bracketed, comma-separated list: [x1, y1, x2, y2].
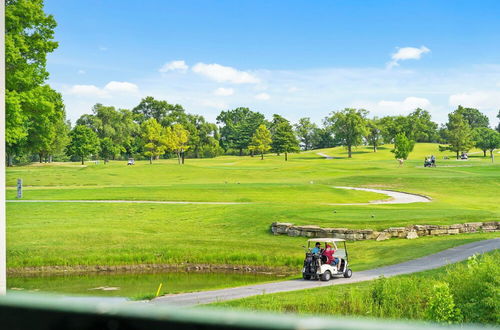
[348, 145, 352, 158]
[39, 153, 43, 163]
[285, 152, 288, 161]
[81, 157, 84, 165]
[7, 153, 13, 167]
[177, 152, 181, 164]
[49, 155, 53, 163]
[239, 148, 243, 156]
[456, 151, 459, 159]
[483, 150, 487, 157]
[261, 152, 264, 160]
[373, 144, 377, 152]
[182, 152, 185, 164]
[150, 156, 152, 164]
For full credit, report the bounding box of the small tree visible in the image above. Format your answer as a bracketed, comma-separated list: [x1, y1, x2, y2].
[66, 125, 100, 165]
[391, 133, 415, 163]
[164, 123, 190, 164]
[141, 118, 166, 164]
[439, 113, 474, 159]
[273, 121, 300, 161]
[473, 127, 500, 159]
[249, 124, 272, 160]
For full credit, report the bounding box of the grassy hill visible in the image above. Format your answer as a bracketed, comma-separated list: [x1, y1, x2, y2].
[5, 143, 499, 271]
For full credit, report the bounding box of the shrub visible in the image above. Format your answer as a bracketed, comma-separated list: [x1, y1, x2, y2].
[425, 282, 462, 323]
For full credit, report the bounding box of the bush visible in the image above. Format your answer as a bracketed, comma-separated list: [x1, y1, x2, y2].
[425, 282, 462, 323]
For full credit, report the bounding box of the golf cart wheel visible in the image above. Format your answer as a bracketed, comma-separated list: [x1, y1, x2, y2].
[344, 268, 353, 278]
[320, 270, 331, 281]
[302, 274, 311, 280]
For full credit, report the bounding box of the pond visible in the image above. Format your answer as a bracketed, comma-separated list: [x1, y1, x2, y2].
[8, 271, 290, 300]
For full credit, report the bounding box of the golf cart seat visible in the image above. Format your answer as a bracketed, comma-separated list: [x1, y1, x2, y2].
[333, 249, 346, 258]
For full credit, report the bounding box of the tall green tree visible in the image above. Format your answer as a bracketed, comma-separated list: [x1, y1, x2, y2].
[185, 115, 221, 158]
[272, 121, 300, 161]
[365, 118, 383, 152]
[473, 127, 500, 159]
[439, 113, 474, 159]
[324, 108, 368, 158]
[391, 133, 415, 161]
[25, 85, 65, 162]
[140, 118, 166, 164]
[216, 107, 265, 155]
[249, 124, 272, 160]
[294, 117, 318, 150]
[496, 110, 500, 133]
[132, 96, 185, 125]
[454, 106, 489, 129]
[66, 125, 100, 165]
[407, 108, 439, 142]
[6, 0, 60, 165]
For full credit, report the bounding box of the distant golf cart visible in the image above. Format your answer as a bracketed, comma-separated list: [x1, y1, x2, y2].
[127, 158, 135, 165]
[302, 238, 352, 281]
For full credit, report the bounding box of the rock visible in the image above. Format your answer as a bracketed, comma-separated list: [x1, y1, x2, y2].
[406, 231, 418, 239]
[430, 229, 448, 235]
[446, 229, 460, 235]
[376, 232, 391, 241]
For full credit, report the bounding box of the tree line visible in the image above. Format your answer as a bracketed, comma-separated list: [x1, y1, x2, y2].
[6, 0, 500, 166]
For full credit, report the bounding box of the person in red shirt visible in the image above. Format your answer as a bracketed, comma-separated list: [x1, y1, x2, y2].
[322, 244, 339, 269]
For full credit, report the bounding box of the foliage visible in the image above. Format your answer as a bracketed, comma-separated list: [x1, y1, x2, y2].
[218, 252, 499, 325]
[365, 118, 383, 152]
[66, 125, 100, 164]
[249, 124, 272, 159]
[425, 282, 462, 323]
[271, 121, 300, 161]
[164, 124, 190, 164]
[140, 118, 166, 164]
[473, 127, 500, 158]
[439, 112, 474, 158]
[324, 108, 368, 158]
[217, 107, 265, 155]
[294, 118, 318, 150]
[132, 96, 185, 125]
[5, 0, 65, 165]
[454, 106, 489, 129]
[391, 133, 415, 160]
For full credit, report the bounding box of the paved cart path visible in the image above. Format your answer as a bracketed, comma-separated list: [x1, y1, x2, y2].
[331, 186, 431, 205]
[6, 187, 430, 206]
[153, 238, 499, 306]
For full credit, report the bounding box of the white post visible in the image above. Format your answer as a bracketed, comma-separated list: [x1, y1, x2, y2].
[0, 0, 6, 295]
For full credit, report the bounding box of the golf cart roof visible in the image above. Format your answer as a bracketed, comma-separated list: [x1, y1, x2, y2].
[307, 238, 346, 243]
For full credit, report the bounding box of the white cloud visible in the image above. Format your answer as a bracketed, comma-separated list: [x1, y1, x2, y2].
[192, 62, 260, 84]
[378, 96, 431, 112]
[255, 92, 271, 100]
[200, 99, 228, 109]
[387, 46, 430, 68]
[77, 69, 86, 75]
[159, 60, 189, 73]
[449, 90, 500, 109]
[213, 87, 234, 96]
[66, 81, 138, 98]
[67, 85, 108, 98]
[104, 81, 139, 93]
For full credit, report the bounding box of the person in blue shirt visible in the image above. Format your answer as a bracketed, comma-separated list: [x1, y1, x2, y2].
[311, 242, 322, 254]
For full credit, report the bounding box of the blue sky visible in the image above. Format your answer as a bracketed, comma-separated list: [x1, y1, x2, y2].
[45, 0, 500, 126]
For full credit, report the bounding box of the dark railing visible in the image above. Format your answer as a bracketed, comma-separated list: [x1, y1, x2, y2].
[0, 292, 492, 330]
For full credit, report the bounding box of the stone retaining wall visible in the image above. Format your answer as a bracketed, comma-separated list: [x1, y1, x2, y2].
[271, 221, 499, 241]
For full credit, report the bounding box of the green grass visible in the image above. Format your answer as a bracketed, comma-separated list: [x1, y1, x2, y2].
[212, 252, 500, 325]
[6, 143, 500, 271]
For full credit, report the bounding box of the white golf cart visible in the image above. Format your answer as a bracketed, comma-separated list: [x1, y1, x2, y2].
[302, 238, 352, 281]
